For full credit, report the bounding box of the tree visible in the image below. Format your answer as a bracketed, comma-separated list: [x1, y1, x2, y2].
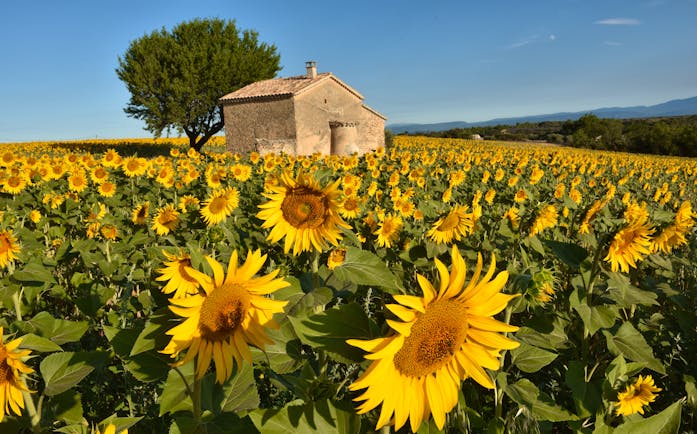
[116, 18, 281, 151]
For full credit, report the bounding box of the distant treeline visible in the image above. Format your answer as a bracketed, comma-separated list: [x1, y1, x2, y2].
[403, 114, 697, 157]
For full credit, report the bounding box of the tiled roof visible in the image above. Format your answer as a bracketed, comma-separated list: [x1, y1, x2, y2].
[219, 72, 363, 102]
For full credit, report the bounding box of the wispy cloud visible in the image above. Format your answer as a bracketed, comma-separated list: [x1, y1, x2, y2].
[603, 40, 624, 46]
[508, 35, 539, 49]
[595, 18, 641, 25]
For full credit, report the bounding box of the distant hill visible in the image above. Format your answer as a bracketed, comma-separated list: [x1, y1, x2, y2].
[388, 96, 697, 134]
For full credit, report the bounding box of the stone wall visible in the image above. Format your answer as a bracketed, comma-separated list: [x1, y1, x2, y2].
[222, 97, 296, 154]
[357, 107, 386, 153]
[293, 80, 365, 155]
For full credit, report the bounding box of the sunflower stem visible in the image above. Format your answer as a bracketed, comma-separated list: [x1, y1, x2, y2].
[312, 250, 320, 289]
[12, 288, 23, 321]
[22, 391, 41, 432]
[193, 375, 203, 425]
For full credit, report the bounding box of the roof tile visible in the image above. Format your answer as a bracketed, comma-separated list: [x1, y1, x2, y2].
[220, 73, 332, 102]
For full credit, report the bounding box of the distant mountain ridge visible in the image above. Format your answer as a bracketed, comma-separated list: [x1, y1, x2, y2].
[388, 96, 697, 134]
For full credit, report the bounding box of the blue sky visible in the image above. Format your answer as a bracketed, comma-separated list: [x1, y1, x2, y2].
[1, 0, 696, 142]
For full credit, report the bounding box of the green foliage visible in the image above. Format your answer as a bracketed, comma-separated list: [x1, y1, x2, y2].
[116, 18, 281, 150]
[415, 114, 697, 157]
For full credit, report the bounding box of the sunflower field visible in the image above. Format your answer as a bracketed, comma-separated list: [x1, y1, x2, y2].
[0, 135, 695, 433]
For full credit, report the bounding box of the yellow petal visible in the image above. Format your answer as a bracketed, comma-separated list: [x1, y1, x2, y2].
[426, 374, 446, 429]
[205, 255, 225, 287]
[467, 315, 519, 332]
[392, 295, 426, 313]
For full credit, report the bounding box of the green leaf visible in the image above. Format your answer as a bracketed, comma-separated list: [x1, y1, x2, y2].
[603, 322, 666, 375]
[18, 333, 63, 353]
[570, 289, 617, 337]
[542, 239, 589, 270]
[417, 418, 445, 433]
[24, 311, 88, 345]
[287, 303, 380, 364]
[104, 325, 170, 382]
[524, 236, 546, 256]
[564, 361, 601, 417]
[505, 379, 578, 422]
[605, 272, 658, 307]
[97, 416, 143, 434]
[206, 413, 258, 434]
[514, 320, 569, 351]
[510, 342, 558, 373]
[249, 399, 347, 433]
[253, 319, 303, 374]
[285, 286, 333, 319]
[40, 351, 110, 396]
[130, 309, 171, 356]
[614, 400, 681, 434]
[47, 391, 83, 424]
[169, 417, 198, 434]
[160, 363, 194, 416]
[11, 261, 56, 284]
[215, 362, 259, 414]
[330, 247, 404, 293]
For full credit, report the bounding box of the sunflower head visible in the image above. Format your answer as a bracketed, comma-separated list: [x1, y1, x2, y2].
[347, 246, 519, 431]
[327, 248, 347, 270]
[614, 374, 661, 416]
[161, 249, 289, 383]
[257, 171, 350, 255]
[426, 205, 473, 245]
[0, 327, 34, 422]
[0, 230, 21, 269]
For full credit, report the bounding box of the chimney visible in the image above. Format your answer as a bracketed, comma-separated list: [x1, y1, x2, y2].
[305, 61, 317, 79]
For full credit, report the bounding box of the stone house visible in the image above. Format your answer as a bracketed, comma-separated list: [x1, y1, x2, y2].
[219, 62, 386, 156]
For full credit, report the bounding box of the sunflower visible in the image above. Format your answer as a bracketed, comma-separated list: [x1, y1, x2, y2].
[347, 246, 519, 431]
[90, 166, 110, 184]
[132, 202, 150, 225]
[121, 157, 147, 177]
[339, 196, 362, 219]
[230, 163, 252, 182]
[157, 250, 200, 298]
[151, 204, 180, 236]
[374, 213, 403, 248]
[67, 170, 89, 193]
[578, 200, 604, 235]
[178, 195, 200, 213]
[614, 375, 661, 416]
[98, 182, 116, 198]
[503, 207, 520, 229]
[427, 205, 473, 245]
[0, 230, 21, 268]
[29, 210, 41, 224]
[3, 175, 28, 195]
[100, 224, 118, 241]
[0, 151, 15, 167]
[257, 171, 350, 255]
[0, 327, 34, 422]
[514, 189, 527, 203]
[604, 221, 654, 273]
[101, 149, 122, 168]
[161, 250, 289, 383]
[529, 205, 558, 237]
[200, 187, 239, 226]
[327, 248, 347, 270]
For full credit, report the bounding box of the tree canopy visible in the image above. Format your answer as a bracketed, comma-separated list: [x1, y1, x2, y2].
[116, 18, 281, 151]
